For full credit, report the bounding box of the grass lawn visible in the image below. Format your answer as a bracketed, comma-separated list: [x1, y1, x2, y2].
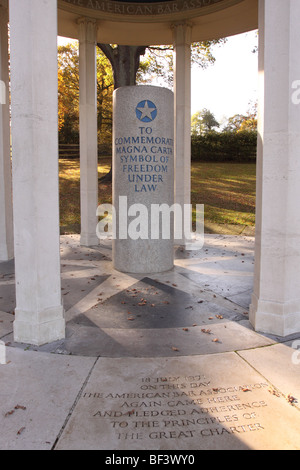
[191, 162, 256, 234]
[59, 157, 256, 235]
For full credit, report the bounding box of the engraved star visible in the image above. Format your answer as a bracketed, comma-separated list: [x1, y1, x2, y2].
[136, 101, 157, 121]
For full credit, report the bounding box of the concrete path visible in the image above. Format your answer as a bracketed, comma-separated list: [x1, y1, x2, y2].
[0, 235, 299, 450]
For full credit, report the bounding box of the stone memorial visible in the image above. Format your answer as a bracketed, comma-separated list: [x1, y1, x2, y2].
[112, 86, 175, 274]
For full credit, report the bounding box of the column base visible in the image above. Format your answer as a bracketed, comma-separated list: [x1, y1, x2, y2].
[80, 232, 99, 247]
[13, 306, 65, 346]
[0, 243, 14, 262]
[250, 293, 300, 337]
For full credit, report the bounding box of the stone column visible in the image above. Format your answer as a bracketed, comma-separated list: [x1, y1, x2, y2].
[10, 0, 65, 345]
[172, 22, 192, 246]
[78, 18, 99, 246]
[0, 6, 13, 261]
[250, 0, 300, 336]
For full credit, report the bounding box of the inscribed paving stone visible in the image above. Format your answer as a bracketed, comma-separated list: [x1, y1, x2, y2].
[55, 353, 300, 450]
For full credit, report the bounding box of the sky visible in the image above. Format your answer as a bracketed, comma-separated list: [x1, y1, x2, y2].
[191, 30, 258, 125]
[58, 29, 258, 127]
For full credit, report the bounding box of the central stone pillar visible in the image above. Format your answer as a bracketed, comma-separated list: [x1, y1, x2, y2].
[113, 86, 174, 274]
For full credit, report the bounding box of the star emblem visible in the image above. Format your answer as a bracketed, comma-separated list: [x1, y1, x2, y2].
[136, 100, 157, 123]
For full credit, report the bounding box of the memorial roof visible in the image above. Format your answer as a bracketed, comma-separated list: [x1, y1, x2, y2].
[57, 0, 258, 45]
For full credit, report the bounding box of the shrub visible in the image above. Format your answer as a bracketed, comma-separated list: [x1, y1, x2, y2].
[191, 130, 257, 162]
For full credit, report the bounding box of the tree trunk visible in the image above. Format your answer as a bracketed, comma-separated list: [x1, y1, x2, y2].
[97, 44, 147, 183]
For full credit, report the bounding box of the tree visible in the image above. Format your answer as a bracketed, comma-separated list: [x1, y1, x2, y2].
[137, 39, 227, 88]
[191, 109, 220, 135]
[58, 43, 114, 146]
[224, 102, 257, 133]
[97, 44, 147, 88]
[58, 44, 79, 142]
[97, 39, 226, 180]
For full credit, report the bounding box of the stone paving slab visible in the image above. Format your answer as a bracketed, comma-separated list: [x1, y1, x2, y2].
[55, 353, 300, 450]
[1, 235, 299, 450]
[79, 277, 246, 331]
[63, 321, 275, 358]
[0, 348, 95, 450]
[0, 310, 14, 338]
[239, 342, 300, 402]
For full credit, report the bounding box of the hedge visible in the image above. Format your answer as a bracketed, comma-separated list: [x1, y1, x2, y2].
[191, 130, 257, 162]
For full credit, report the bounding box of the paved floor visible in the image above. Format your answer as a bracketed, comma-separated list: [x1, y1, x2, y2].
[0, 234, 299, 450]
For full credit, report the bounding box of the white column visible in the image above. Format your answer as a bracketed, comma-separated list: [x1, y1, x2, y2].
[0, 6, 13, 261]
[10, 0, 65, 345]
[173, 22, 192, 246]
[250, 0, 300, 337]
[79, 18, 99, 246]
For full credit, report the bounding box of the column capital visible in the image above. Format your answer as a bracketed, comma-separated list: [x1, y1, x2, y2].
[78, 17, 98, 43]
[171, 21, 192, 45]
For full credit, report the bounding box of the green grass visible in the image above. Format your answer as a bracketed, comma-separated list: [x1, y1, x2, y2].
[59, 157, 112, 233]
[191, 162, 256, 231]
[59, 158, 256, 235]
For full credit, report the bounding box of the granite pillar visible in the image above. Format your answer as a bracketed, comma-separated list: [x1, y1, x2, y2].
[113, 86, 174, 273]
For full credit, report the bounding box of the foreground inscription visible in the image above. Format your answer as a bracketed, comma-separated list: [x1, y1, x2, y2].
[83, 374, 269, 442]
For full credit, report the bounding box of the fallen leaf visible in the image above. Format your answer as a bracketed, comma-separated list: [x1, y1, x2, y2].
[17, 427, 25, 435]
[268, 388, 280, 397]
[212, 338, 219, 343]
[4, 409, 15, 417]
[242, 388, 251, 392]
[201, 329, 211, 334]
[287, 394, 297, 404]
[172, 347, 179, 351]
[15, 405, 26, 410]
[182, 328, 189, 332]
[216, 315, 223, 319]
